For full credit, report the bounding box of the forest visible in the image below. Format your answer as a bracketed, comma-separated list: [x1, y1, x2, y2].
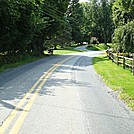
[0, 0, 134, 63]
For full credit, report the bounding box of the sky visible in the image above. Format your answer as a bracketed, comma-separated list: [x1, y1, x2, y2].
[79, 0, 89, 2]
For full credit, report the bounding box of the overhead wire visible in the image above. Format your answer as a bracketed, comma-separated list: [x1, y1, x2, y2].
[43, 3, 64, 16]
[43, 3, 80, 28]
[42, 3, 73, 34]
[39, 2, 81, 35]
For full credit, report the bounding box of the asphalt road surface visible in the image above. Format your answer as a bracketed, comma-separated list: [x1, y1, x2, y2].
[0, 50, 134, 134]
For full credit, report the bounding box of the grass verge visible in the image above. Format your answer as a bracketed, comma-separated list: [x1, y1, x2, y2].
[0, 45, 84, 73]
[87, 43, 111, 51]
[93, 56, 134, 111]
[0, 55, 43, 73]
[53, 48, 84, 55]
[44, 46, 85, 55]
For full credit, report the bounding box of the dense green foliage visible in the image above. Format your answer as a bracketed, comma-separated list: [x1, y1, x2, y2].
[0, 0, 71, 63]
[0, 0, 133, 64]
[69, 0, 114, 44]
[112, 0, 134, 52]
[87, 43, 108, 51]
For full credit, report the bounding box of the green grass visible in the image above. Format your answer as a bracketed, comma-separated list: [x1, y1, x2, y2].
[0, 55, 43, 73]
[53, 48, 84, 55]
[93, 56, 134, 111]
[44, 46, 85, 55]
[87, 43, 111, 51]
[1, 46, 84, 72]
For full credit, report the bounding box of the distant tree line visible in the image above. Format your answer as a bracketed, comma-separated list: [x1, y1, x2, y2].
[69, 0, 133, 52]
[0, 0, 133, 63]
[69, 0, 114, 45]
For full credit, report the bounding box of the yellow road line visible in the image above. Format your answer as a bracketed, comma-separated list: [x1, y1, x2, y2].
[0, 56, 74, 134]
[9, 56, 74, 134]
[0, 65, 57, 134]
[9, 67, 55, 134]
[0, 63, 59, 133]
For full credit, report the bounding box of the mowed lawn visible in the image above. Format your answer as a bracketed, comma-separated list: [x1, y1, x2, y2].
[93, 56, 134, 111]
[53, 48, 84, 55]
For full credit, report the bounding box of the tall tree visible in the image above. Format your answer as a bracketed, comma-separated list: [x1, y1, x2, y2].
[77, 0, 114, 44]
[0, 0, 71, 63]
[99, 0, 114, 44]
[112, 0, 134, 52]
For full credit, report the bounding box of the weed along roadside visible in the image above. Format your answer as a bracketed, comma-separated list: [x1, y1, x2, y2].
[93, 56, 134, 111]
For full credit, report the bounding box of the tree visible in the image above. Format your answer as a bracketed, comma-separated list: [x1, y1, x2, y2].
[42, 0, 71, 50]
[79, 2, 93, 43]
[0, 0, 71, 63]
[99, 0, 114, 44]
[112, 0, 134, 52]
[0, 0, 20, 55]
[88, 0, 114, 44]
[67, 0, 85, 43]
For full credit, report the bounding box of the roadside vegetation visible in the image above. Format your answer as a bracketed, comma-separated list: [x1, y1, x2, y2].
[0, 55, 43, 73]
[1, 0, 133, 64]
[53, 45, 85, 55]
[0, 45, 84, 73]
[0, 0, 114, 65]
[86, 43, 111, 51]
[93, 56, 134, 111]
[53, 48, 84, 55]
[0, 0, 133, 105]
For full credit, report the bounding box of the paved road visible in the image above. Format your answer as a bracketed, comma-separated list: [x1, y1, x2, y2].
[0, 51, 134, 134]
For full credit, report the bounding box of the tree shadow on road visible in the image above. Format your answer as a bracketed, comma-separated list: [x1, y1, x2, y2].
[0, 53, 134, 129]
[0, 55, 87, 109]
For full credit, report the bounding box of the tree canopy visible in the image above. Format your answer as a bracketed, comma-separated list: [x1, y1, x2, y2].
[0, 0, 70, 57]
[0, 0, 133, 63]
[112, 0, 134, 52]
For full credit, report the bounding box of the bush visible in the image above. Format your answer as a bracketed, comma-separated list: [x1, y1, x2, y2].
[112, 21, 134, 53]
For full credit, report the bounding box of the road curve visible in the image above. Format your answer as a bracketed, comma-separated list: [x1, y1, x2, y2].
[0, 51, 134, 134]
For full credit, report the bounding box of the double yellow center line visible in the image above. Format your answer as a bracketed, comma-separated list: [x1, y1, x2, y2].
[0, 56, 74, 134]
